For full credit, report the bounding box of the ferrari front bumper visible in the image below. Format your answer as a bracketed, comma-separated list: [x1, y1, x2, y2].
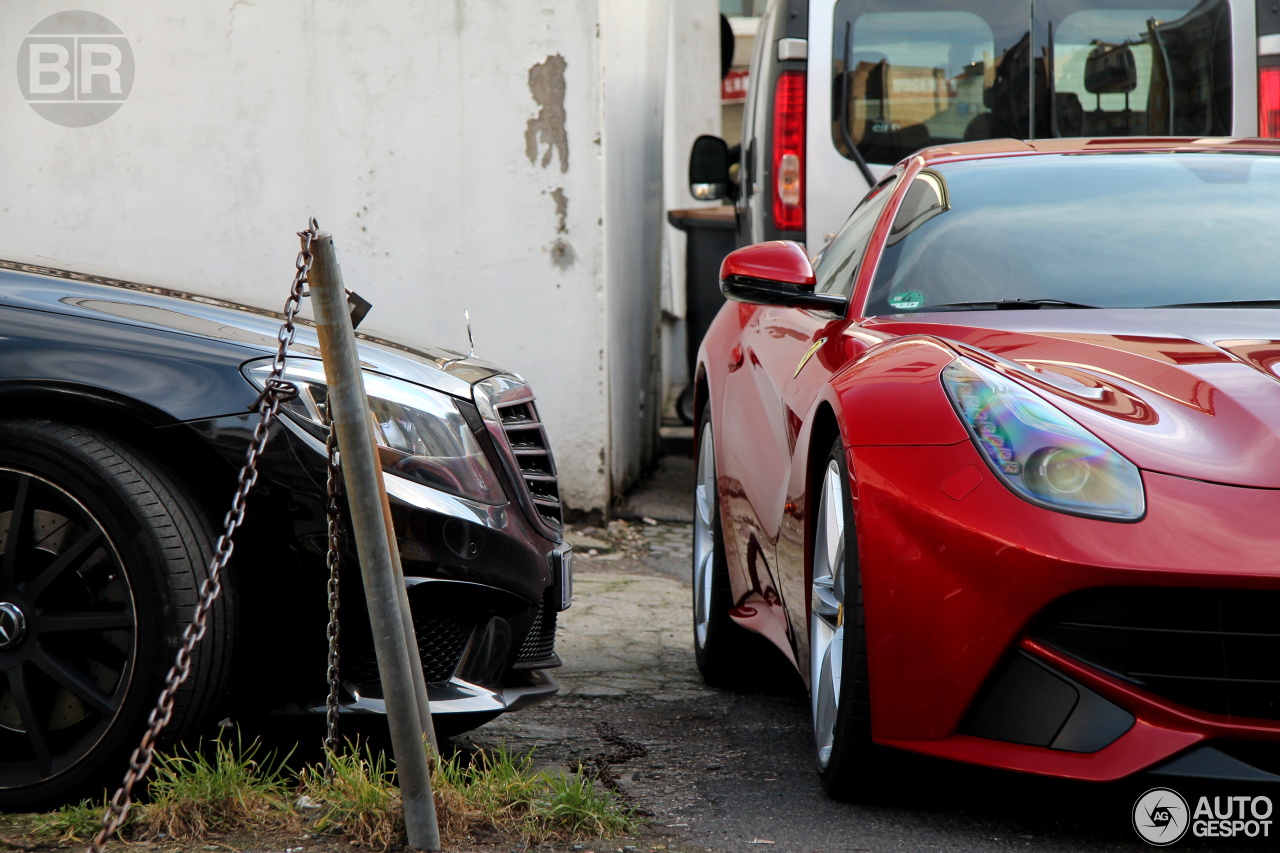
[853, 440, 1280, 782]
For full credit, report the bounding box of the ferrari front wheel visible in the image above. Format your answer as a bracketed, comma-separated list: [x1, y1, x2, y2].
[810, 438, 874, 800]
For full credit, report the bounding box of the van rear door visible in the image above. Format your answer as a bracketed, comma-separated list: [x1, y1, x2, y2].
[807, 0, 1252, 250]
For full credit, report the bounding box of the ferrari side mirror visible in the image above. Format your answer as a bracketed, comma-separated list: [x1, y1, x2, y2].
[719, 241, 847, 312]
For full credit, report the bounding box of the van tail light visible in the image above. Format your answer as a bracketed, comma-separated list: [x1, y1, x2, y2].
[1260, 65, 1280, 138]
[772, 70, 806, 232]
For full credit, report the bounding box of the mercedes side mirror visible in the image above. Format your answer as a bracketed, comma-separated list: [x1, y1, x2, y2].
[689, 135, 733, 201]
[719, 242, 847, 312]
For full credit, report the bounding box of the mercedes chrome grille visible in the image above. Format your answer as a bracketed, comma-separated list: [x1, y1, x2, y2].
[495, 399, 563, 531]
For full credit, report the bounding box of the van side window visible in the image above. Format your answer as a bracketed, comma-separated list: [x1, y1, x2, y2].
[830, 0, 1231, 166]
[813, 175, 898, 297]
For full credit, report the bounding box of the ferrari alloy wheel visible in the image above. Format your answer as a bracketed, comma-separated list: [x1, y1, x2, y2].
[0, 420, 234, 808]
[692, 415, 717, 651]
[692, 404, 764, 688]
[810, 439, 873, 800]
[810, 458, 846, 767]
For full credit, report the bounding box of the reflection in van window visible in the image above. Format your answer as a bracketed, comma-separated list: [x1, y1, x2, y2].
[832, 0, 1231, 166]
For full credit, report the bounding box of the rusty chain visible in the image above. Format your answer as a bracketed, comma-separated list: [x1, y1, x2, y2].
[323, 411, 344, 773]
[88, 218, 321, 853]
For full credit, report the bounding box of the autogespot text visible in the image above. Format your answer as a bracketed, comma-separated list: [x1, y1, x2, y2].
[1191, 795, 1273, 839]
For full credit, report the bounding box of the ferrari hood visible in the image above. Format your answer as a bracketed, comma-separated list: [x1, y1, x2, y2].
[866, 309, 1280, 488]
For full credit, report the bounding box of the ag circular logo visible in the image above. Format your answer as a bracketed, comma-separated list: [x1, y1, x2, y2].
[1134, 787, 1190, 846]
[16, 10, 134, 127]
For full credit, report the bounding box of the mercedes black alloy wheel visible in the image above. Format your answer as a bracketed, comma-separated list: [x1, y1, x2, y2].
[0, 420, 234, 808]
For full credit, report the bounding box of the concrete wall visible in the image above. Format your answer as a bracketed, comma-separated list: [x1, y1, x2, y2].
[600, 0, 668, 495]
[0, 0, 672, 512]
[660, 0, 724, 414]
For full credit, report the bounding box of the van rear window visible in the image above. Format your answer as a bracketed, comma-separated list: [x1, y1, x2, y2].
[831, 0, 1232, 166]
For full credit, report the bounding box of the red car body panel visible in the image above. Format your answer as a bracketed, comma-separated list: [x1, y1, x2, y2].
[865, 314, 1280, 488]
[696, 137, 1280, 783]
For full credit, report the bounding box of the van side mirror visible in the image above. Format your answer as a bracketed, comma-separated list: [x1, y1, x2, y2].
[689, 135, 733, 201]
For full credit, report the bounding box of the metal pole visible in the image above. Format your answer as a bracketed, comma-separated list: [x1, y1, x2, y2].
[372, 426, 440, 751]
[308, 233, 441, 852]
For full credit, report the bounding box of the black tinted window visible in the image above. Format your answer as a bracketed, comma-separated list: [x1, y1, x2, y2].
[862, 152, 1280, 315]
[831, 0, 1231, 166]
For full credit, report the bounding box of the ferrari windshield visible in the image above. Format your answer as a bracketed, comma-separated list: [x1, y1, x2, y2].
[863, 151, 1280, 316]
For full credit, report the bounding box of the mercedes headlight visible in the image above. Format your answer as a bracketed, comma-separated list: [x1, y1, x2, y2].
[941, 358, 1144, 521]
[246, 360, 504, 504]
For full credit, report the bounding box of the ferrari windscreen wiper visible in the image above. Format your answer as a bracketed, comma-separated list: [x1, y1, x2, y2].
[924, 298, 1101, 311]
[1154, 300, 1280, 309]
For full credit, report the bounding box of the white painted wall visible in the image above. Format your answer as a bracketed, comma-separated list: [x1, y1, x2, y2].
[0, 0, 672, 512]
[600, 0, 669, 493]
[660, 0, 723, 413]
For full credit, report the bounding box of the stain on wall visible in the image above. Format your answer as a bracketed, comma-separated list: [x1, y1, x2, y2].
[550, 187, 569, 233]
[549, 238, 576, 269]
[525, 54, 569, 172]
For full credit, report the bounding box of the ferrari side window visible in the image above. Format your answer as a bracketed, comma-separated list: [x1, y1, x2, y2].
[814, 175, 898, 297]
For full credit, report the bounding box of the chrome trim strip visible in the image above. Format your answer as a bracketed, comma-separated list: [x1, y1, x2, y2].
[1262, 34, 1280, 57]
[473, 373, 564, 541]
[551, 545, 573, 611]
[472, 373, 534, 420]
[383, 472, 507, 527]
[328, 670, 559, 715]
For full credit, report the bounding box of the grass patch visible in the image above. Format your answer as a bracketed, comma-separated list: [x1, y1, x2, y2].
[299, 742, 402, 850]
[18, 736, 634, 850]
[28, 796, 110, 843]
[432, 745, 636, 844]
[136, 729, 295, 841]
[299, 741, 636, 848]
[532, 770, 635, 842]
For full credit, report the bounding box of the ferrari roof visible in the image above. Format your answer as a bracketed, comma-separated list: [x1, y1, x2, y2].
[915, 136, 1280, 166]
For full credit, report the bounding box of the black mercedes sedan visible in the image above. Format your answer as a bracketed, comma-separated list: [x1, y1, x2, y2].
[0, 256, 571, 807]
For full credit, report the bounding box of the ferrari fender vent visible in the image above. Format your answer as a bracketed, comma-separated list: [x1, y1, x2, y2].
[495, 399, 563, 532]
[1031, 588, 1280, 722]
[514, 594, 559, 668]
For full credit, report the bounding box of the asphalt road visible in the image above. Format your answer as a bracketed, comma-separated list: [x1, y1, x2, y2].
[469, 457, 1277, 853]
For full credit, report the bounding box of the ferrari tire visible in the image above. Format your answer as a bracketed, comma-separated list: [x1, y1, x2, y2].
[810, 438, 875, 801]
[0, 419, 234, 808]
[692, 404, 771, 688]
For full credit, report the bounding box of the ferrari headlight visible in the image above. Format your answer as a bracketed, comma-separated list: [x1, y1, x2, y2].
[246, 361, 503, 504]
[941, 358, 1144, 521]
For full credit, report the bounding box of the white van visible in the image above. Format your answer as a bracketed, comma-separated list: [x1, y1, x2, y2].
[691, 0, 1280, 251]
